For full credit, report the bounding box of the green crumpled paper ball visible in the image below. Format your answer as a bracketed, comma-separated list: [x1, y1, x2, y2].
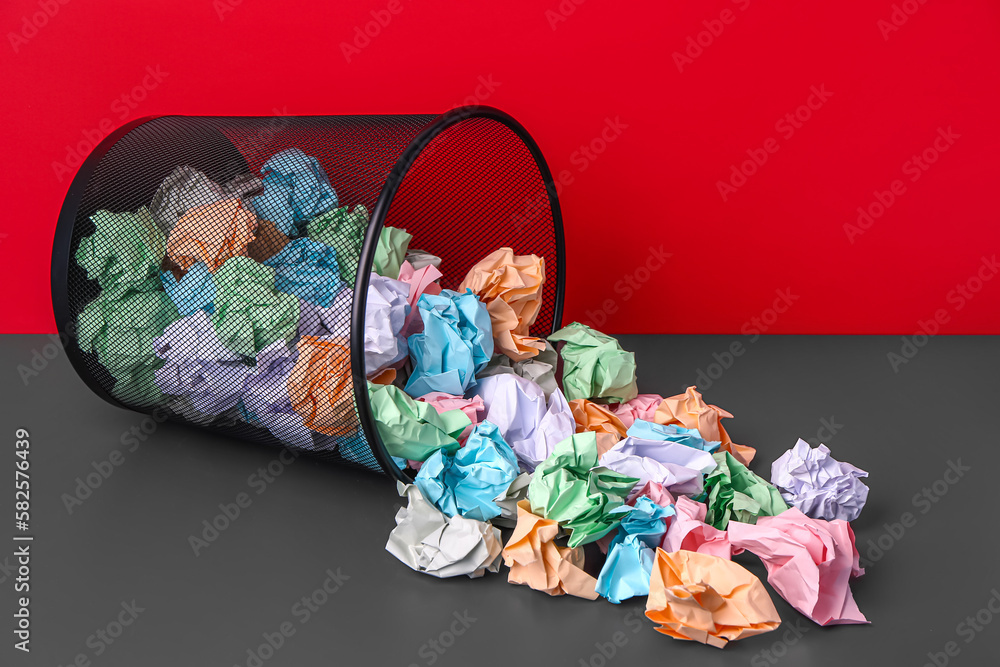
[211, 256, 300, 357]
[77, 290, 179, 407]
[307, 205, 369, 284]
[368, 383, 471, 462]
[75, 207, 165, 301]
[703, 451, 789, 530]
[528, 431, 639, 548]
[548, 322, 638, 404]
[307, 204, 413, 281]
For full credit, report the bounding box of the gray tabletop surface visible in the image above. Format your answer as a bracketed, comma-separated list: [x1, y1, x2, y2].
[2, 333, 998, 667]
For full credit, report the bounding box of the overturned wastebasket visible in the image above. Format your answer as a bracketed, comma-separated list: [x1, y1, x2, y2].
[51, 107, 565, 480]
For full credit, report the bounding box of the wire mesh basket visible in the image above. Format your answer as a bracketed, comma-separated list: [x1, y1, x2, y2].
[51, 107, 565, 481]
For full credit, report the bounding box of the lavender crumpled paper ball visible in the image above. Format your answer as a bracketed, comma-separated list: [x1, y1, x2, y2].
[240, 340, 314, 450]
[296, 288, 352, 339]
[770, 438, 869, 522]
[153, 310, 252, 419]
[365, 273, 410, 376]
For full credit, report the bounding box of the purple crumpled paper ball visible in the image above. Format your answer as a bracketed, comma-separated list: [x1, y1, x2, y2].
[770, 438, 869, 522]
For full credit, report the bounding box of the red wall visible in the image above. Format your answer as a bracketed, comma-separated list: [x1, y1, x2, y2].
[3, 0, 998, 334]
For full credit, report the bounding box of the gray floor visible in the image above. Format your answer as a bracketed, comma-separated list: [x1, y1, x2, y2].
[2, 333, 998, 666]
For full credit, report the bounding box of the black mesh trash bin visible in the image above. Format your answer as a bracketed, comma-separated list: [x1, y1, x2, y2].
[51, 107, 565, 481]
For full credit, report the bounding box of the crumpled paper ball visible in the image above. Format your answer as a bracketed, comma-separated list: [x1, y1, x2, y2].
[211, 256, 300, 357]
[502, 500, 599, 599]
[150, 166, 261, 235]
[364, 273, 410, 377]
[153, 310, 251, 419]
[478, 340, 559, 397]
[386, 483, 503, 579]
[368, 383, 471, 462]
[471, 374, 576, 471]
[612, 394, 663, 429]
[629, 481, 676, 509]
[415, 392, 485, 445]
[415, 421, 520, 521]
[703, 451, 788, 530]
[569, 398, 628, 456]
[627, 419, 721, 453]
[246, 215, 289, 263]
[296, 288, 352, 339]
[655, 386, 755, 465]
[549, 322, 638, 403]
[404, 249, 441, 270]
[404, 289, 493, 397]
[374, 226, 413, 280]
[492, 472, 532, 528]
[645, 549, 781, 648]
[599, 436, 718, 498]
[397, 260, 443, 338]
[306, 204, 369, 283]
[662, 496, 741, 560]
[262, 237, 343, 308]
[252, 148, 338, 236]
[161, 262, 215, 317]
[596, 496, 675, 603]
[728, 507, 869, 626]
[528, 431, 639, 548]
[76, 207, 164, 301]
[458, 247, 546, 362]
[287, 335, 355, 437]
[77, 290, 179, 408]
[166, 199, 258, 273]
[240, 340, 314, 450]
[770, 438, 869, 522]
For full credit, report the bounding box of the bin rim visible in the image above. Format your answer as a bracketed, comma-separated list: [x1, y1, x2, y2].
[352, 105, 566, 481]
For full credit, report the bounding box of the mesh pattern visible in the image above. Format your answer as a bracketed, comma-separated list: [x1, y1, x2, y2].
[56, 111, 563, 477]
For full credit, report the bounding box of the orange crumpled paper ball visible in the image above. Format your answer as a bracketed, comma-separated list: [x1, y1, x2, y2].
[569, 398, 627, 457]
[654, 386, 756, 465]
[646, 548, 780, 648]
[458, 247, 546, 362]
[166, 198, 257, 273]
[502, 500, 599, 599]
[287, 335, 355, 437]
